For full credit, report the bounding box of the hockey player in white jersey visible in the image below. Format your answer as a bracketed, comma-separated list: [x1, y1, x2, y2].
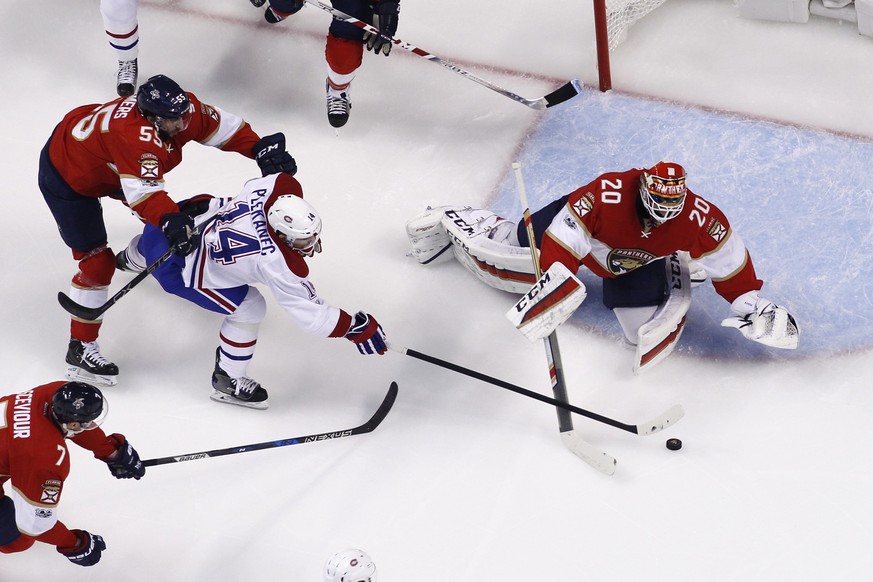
[117, 172, 387, 409]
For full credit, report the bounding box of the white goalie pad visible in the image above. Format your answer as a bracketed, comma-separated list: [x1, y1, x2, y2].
[633, 252, 693, 374]
[441, 208, 536, 294]
[406, 206, 457, 264]
[506, 262, 587, 342]
[721, 306, 799, 349]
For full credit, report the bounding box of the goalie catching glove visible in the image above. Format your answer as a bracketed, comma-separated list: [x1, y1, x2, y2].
[721, 290, 799, 349]
[345, 311, 387, 355]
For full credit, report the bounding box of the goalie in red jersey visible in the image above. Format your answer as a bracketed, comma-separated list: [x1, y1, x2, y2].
[407, 162, 799, 372]
[0, 381, 144, 566]
[38, 74, 298, 386]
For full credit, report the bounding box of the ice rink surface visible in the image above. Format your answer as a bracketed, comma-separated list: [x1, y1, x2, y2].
[1, 0, 872, 580]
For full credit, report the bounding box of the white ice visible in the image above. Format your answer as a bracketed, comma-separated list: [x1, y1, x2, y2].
[1, 0, 872, 580]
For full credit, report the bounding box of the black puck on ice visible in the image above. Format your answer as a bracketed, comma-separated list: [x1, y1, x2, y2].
[666, 438, 682, 451]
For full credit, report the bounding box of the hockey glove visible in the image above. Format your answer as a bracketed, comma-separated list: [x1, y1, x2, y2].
[364, 1, 399, 56]
[160, 212, 199, 256]
[103, 434, 145, 480]
[265, 0, 304, 23]
[57, 530, 106, 567]
[253, 132, 297, 177]
[345, 311, 387, 355]
[721, 291, 799, 349]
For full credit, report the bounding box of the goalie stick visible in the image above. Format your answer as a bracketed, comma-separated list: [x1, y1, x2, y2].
[389, 345, 682, 436]
[57, 216, 218, 320]
[142, 382, 398, 467]
[509, 162, 619, 474]
[303, 0, 583, 110]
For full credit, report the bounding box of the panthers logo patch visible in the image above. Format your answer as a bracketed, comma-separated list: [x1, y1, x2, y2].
[40, 481, 61, 504]
[707, 218, 727, 242]
[139, 153, 160, 179]
[572, 195, 593, 217]
[201, 103, 219, 122]
[606, 248, 657, 275]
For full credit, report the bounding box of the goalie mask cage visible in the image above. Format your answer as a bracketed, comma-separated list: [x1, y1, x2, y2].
[594, 0, 668, 91]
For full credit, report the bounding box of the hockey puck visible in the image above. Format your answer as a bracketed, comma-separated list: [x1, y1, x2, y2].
[666, 438, 682, 451]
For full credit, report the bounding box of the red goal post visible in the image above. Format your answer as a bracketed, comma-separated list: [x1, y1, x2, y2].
[593, 0, 668, 91]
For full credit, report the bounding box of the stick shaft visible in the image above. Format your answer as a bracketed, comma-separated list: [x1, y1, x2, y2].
[143, 382, 398, 466]
[513, 162, 575, 433]
[303, 0, 581, 110]
[396, 346, 636, 433]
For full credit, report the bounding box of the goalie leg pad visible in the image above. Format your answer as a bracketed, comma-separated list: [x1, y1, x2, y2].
[406, 206, 458, 264]
[633, 253, 693, 374]
[441, 208, 536, 293]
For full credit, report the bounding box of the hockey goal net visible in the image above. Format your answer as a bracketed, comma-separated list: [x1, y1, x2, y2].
[593, 0, 668, 91]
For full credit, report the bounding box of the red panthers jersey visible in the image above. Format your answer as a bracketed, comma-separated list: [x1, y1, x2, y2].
[0, 382, 119, 545]
[539, 168, 763, 303]
[48, 93, 261, 226]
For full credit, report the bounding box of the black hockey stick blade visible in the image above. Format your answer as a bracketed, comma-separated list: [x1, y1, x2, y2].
[543, 79, 584, 109]
[141, 382, 398, 467]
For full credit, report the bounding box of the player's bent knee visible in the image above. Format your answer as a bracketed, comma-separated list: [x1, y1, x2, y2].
[74, 247, 116, 288]
[231, 288, 267, 324]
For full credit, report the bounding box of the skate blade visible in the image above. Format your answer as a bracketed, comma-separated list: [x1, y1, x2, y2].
[209, 390, 269, 410]
[65, 366, 118, 387]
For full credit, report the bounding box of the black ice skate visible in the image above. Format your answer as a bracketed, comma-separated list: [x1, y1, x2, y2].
[115, 248, 144, 273]
[210, 349, 269, 410]
[326, 83, 351, 128]
[116, 59, 138, 97]
[65, 339, 119, 386]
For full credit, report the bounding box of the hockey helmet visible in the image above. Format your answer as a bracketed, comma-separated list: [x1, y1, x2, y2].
[324, 548, 377, 582]
[639, 161, 687, 223]
[136, 75, 192, 126]
[267, 194, 323, 256]
[51, 382, 107, 436]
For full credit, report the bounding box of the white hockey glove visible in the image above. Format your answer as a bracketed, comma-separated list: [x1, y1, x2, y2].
[720, 291, 799, 349]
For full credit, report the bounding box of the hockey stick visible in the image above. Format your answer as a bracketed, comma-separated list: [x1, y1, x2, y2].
[57, 246, 175, 321]
[389, 345, 682, 436]
[57, 216, 218, 320]
[142, 381, 398, 467]
[303, 0, 583, 110]
[512, 162, 617, 475]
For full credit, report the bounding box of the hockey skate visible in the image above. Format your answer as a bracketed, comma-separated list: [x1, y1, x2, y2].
[115, 247, 144, 273]
[326, 82, 351, 128]
[65, 339, 119, 386]
[210, 349, 269, 410]
[116, 59, 138, 97]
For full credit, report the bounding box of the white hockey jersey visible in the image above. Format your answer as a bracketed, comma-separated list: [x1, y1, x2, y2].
[183, 173, 347, 338]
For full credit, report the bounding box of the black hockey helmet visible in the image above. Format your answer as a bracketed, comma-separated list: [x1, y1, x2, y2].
[51, 382, 105, 426]
[136, 75, 191, 120]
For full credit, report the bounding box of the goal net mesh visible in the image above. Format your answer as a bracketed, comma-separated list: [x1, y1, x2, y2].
[606, 0, 668, 50]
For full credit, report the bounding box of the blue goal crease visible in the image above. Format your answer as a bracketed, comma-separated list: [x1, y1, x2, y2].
[491, 89, 873, 360]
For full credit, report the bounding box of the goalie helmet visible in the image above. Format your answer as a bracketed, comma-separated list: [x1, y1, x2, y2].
[324, 548, 377, 582]
[51, 382, 107, 437]
[267, 195, 323, 257]
[639, 161, 687, 223]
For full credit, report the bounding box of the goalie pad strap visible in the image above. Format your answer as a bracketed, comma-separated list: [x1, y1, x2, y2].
[442, 208, 536, 294]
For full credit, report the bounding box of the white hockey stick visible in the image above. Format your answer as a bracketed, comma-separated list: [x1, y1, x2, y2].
[303, 0, 584, 110]
[513, 162, 617, 475]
